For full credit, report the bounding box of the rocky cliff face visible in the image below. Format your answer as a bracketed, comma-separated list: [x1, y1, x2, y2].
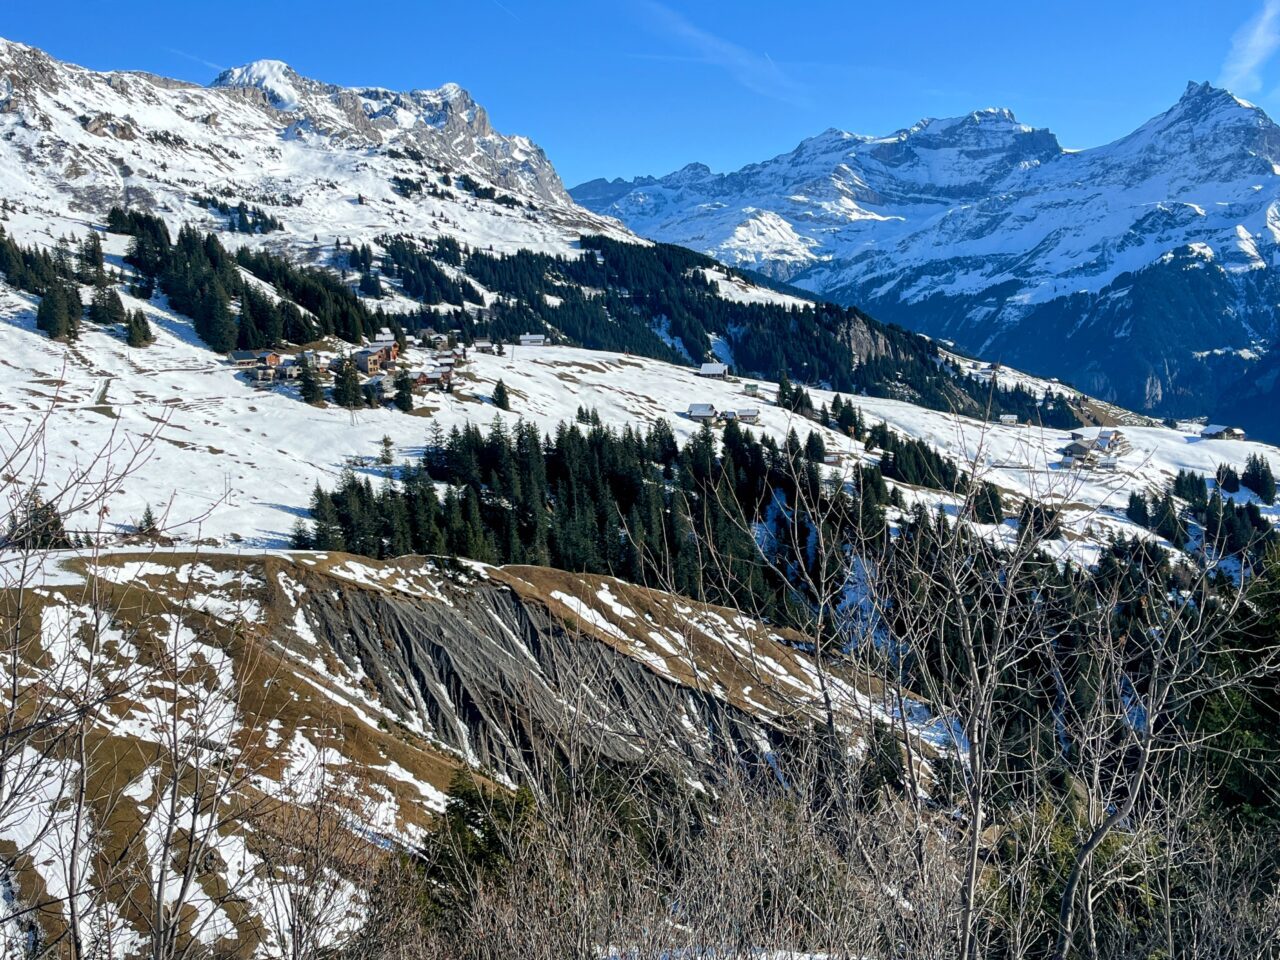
[1, 549, 912, 956]
[573, 83, 1280, 421]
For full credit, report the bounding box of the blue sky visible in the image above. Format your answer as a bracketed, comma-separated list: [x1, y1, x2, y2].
[4, 1, 1280, 185]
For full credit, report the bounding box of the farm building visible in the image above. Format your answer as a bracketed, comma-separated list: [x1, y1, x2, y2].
[687, 403, 718, 421]
[227, 350, 259, 368]
[698, 362, 728, 378]
[1201, 425, 1247, 440]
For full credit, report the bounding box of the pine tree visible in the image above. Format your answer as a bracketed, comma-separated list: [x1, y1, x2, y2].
[203, 281, 238, 352]
[138, 504, 158, 535]
[88, 286, 127, 326]
[493, 379, 510, 411]
[1153, 492, 1185, 547]
[309, 487, 346, 551]
[1217, 463, 1241, 494]
[1126, 491, 1150, 527]
[1242, 454, 1277, 505]
[35, 284, 77, 340]
[380, 435, 395, 466]
[393, 369, 414, 412]
[974, 481, 1004, 524]
[78, 232, 106, 285]
[299, 354, 324, 404]
[125, 309, 153, 347]
[332, 358, 363, 408]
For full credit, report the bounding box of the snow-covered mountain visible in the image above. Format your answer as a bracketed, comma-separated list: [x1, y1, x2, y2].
[572, 83, 1280, 425]
[0, 36, 625, 254]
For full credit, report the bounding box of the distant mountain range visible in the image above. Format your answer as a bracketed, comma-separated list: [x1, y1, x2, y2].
[0, 37, 622, 256]
[572, 84, 1280, 436]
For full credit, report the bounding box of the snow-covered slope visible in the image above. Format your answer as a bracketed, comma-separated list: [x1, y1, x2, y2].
[2, 271, 1274, 569]
[572, 84, 1280, 425]
[0, 37, 627, 256]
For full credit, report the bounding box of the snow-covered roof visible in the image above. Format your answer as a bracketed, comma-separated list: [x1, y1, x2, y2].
[699, 362, 728, 376]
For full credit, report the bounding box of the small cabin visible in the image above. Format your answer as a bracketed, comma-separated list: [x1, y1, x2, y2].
[257, 352, 282, 367]
[737, 408, 761, 424]
[998, 414, 1018, 426]
[697, 362, 728, 379]
[743, 382, 759, 396]
[228, 351, 259, 368]
[474, 339, 495, 354]
[687, 403, 718, 422]
[1063, 440, 1094, 460]
[519, 333, 547, 347]
[1201, 425, 1247, 441]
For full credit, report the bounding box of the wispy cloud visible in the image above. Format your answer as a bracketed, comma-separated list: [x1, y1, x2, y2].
[490, 0, 521, 22]
[166, 48, 226, 74]
[1219, 0, 1280, 94]
[633, 1, 810, 107]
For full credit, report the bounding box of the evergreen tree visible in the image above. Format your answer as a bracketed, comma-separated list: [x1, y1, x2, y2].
[1152, 491, 1186, 547]
[88, 286, 127, 326]
[5, 493, 73, 550]
[35, 284, 77, 340]
[393, 369, 414, 412]
[77, 231, 106, 285]
[974, 481, 1005, 524]
[493, 379, 511, 411]
[1126, 491, 1150, 527]
[299, 354, 324, 404]
[1217, 463, 1241, 494]
[332, 358, 363, 408]
[203, 281, 238, 352]
[125, 309, 153, 347]
[1242, 454, 1277, 505]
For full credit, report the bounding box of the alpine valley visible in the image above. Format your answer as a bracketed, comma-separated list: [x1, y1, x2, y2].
[572, 83, 1280, 439]
[1, 33, 1279, 960]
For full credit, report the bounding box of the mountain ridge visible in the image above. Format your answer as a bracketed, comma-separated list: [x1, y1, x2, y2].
[0, 35, 626, 256]
[571, 82, 1280, 432]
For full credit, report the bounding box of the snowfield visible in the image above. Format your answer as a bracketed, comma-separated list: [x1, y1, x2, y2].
[1, 273, 1276, 565]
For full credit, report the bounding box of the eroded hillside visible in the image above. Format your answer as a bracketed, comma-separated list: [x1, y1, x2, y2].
[0, 548, 921, 956]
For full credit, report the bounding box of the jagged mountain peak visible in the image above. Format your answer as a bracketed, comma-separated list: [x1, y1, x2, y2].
[210, 58, 303, 108]
[571, 81, 1280, 424]
[0, 36, 628, 237]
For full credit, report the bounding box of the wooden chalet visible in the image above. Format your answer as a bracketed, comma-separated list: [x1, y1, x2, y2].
[1201, 424, 1247, 441]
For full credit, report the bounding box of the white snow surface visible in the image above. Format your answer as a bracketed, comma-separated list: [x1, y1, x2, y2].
[1, 265, 1276, 566]
[0, 36, 631, 260]
[575, 84, 1280, 308]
